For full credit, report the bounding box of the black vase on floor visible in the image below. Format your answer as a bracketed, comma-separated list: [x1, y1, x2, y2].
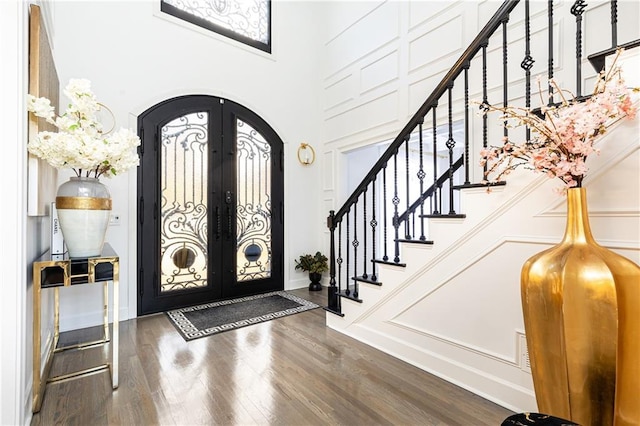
[309, 272, 322, 291]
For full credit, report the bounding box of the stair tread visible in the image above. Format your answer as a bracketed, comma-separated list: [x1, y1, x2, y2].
[322, 306, 345, 317]
[396, 238, 434, 245]
[372, 259, 407, 267]
[420, 213, 466, 219]
[452, 181, 506, 190]
[588, 39, 640, 72]
[353, 275, 382, 286]
[337, 289, 363, 303]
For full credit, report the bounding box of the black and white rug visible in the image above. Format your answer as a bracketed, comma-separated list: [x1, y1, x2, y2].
[166, 291, 319, 341]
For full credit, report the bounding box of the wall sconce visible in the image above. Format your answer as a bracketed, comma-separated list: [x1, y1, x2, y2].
[297, 142, 316, 165]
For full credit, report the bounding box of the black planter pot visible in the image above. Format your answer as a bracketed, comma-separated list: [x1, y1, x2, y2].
[308, 272, 322, 291]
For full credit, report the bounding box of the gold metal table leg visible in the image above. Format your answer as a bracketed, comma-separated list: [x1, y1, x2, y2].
[103, 280, 109, 341]
[112, 260, 119, 389]
[32, 263, 41, 413]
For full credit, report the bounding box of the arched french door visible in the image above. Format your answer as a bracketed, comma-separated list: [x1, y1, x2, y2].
[137, 96, 284, 315]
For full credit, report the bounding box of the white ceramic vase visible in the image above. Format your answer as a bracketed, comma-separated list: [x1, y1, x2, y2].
[56, 176, 112, 258]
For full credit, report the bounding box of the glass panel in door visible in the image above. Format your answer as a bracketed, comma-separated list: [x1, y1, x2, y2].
[160, 112, 209, 292]
[236, 118, 272, 282]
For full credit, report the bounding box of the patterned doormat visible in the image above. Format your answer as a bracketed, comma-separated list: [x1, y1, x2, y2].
[166, 291, 319, 341]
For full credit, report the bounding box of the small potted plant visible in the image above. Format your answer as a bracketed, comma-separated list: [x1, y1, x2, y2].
[294, 251, 329, 291]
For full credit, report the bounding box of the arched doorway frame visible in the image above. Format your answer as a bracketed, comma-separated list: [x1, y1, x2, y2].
[136, 94, 285, 315]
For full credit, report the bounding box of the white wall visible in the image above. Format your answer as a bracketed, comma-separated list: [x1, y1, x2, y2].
[49, 0, 326, 330]
[0, 4, 27, 424]
[321, 0, 640, 413]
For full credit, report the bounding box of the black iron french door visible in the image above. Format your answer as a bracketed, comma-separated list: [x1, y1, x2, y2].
[137, 96, 284, 315]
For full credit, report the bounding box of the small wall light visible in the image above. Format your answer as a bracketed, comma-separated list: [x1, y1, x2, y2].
[297, 142, 316, 165]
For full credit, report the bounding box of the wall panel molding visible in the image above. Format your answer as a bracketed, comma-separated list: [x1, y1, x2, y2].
[360, 49, 399, 95]
[323, 73, 355, 112]
[324, 2, 400, 79]
[408, 15, 464, 74]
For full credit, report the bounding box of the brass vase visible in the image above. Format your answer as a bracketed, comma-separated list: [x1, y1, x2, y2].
[521, 187, 640, 426]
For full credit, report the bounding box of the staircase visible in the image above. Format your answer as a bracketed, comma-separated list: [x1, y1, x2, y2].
[323, 0, 640, 412]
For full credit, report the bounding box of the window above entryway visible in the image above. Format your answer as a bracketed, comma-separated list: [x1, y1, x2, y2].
[160, 0, 271, 53]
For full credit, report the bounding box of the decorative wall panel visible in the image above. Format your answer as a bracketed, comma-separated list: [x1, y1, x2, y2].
[324, 74, 354, 111]
[325, 1, 383, 42]
[360, 50, 399, 94]
[408, 15, 464, 73]
[324, 92, 398, 143]
[408, 0, 461, 30]
[324, 2, 399, 78]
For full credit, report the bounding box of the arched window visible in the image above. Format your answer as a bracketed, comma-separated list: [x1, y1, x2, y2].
[161, 0, 271, 53]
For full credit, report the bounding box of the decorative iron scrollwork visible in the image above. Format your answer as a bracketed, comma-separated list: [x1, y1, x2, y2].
[159, 112, 209, 292]
[236, 119, 272, 282]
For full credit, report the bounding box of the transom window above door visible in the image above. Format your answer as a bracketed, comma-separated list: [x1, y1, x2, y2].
[161, 0, 271, 53]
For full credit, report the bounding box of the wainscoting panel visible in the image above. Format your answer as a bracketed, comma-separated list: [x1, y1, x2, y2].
[390, 240, 534, 359]
[360, 50, 399, 95]
[324, 91, 399, 143]
[584, 0, 640, 56]
[322, 150, 335, 192]
[324, 1, 384, 45]
[323, 74, 355, 112]
[408, 0, 463, 31]
[323, 2, 400, 79]
[408, 15, 464, 74]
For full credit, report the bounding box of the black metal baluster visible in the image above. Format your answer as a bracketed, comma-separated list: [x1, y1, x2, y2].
[571, 0, 587, 97]
[362, 189, 368, 279]
[371, 177, 378, 282]
[417, 119, 426, 240]
[503, 16, 510, 144]
[522, 0, 535, 141]
[611, 0, 617, 48]
[345, 209, 350, 296]
[548, 0, 554, 106]
[411, 212, 416, 239]
[327, 211, 339, 312]
[382, 164, 389, 262]
[463, 62, 471, 185]
[352, 206, 359, 298]
[337, 221, 343, 305]
[446, 83, 456, 215]
[392, 148, 401, 263]
[432, 105, 439, 215]
[404, 135, 411, 239]
[481, 42, 489, 153]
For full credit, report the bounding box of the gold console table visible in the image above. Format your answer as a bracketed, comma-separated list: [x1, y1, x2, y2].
[32, 243, 119, 413]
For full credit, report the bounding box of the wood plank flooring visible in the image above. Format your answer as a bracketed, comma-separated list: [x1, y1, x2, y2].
[31, 287, 513, 425]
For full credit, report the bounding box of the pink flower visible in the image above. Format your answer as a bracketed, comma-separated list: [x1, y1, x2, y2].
[479, 49, 637, 190]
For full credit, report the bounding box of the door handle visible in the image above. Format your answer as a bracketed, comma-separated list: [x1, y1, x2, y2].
[215, 206, 221, 239]
[225, 191, 233, 240]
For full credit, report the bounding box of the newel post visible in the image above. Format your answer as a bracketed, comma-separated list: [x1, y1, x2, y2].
[327, 210, 339, 313]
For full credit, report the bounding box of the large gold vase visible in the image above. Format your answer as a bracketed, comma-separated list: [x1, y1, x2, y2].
[521, 187, 640, 426]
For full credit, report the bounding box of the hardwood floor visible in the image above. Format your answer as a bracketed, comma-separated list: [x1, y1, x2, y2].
[31, 287, 514, 425]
